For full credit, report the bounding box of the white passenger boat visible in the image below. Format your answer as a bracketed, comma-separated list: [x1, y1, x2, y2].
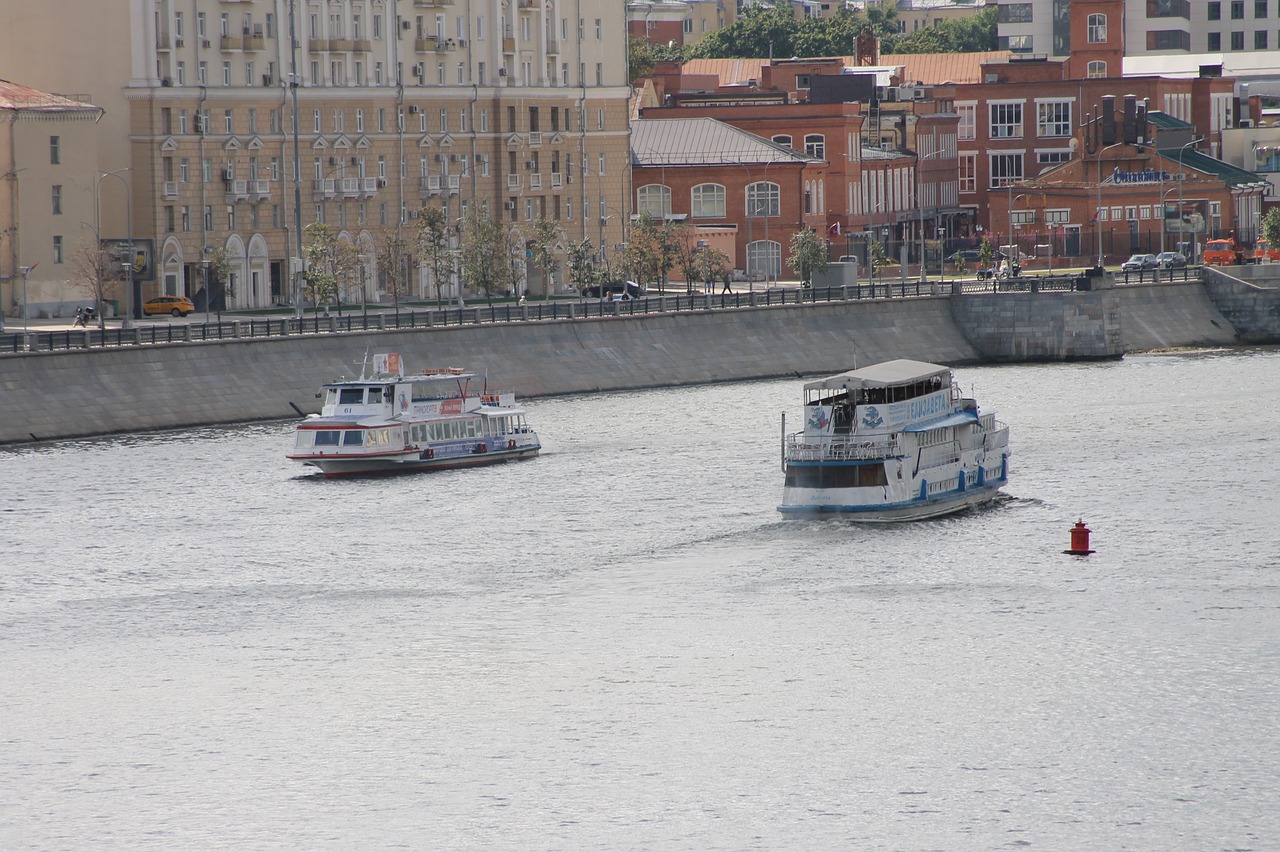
[778, 360, 1010, 520]
[287, 353, 540, 477]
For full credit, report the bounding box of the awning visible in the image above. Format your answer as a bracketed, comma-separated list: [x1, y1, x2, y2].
[902, 410, 979, 432]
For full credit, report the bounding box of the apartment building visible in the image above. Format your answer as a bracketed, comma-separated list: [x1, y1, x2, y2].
[0, 0, 629, 309]
[997, 0, 1280, 58]
[0, 82, 105, 323]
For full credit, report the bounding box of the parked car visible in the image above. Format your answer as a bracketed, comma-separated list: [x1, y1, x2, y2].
[143, 295, 196, 317]
[1155, 251, 1187, 269]
[585, 281, 644, 300]
[1121, 253, 1158, 272]
[947, 249, 1007, 265]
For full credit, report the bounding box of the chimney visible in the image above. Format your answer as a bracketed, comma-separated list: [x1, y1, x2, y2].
[1101, 95, 1116, 146]
[1136, 98, 1148, 145]
[1122, 94, 1137, 145]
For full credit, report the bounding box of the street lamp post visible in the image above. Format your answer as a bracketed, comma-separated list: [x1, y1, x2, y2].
[201, 258, 212, 325]
[1176, 136, 1205, 262]
[917, 148, 947, 283]
[94, 167, 133, 327]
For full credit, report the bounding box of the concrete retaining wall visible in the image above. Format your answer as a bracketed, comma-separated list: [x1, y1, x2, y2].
[949, 289, 1124, 361]
[0, 282, 1262, 444]
[1200, 267, 1280, 344]
[0, 298, 981, 444]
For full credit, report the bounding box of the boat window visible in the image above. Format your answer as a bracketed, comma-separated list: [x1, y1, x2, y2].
[785, 463, 888, 488]
[314, 430, 341, 446]
[325, 389, 338, 405]
[339, 388, 364, 405]
[366, 388, 383, 404]
[343, 430, 364, 446]
[465, 420, 478, 438]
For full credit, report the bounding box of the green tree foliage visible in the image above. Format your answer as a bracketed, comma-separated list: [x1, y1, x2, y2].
[459, 210, 521, 304]
[692, 6, 899, 60]
[788, 228, 829, 286]
[978, 238, 995, 269]
[414, 204, 453, 308]
[628, 37, 655, 84]
[527, 216, 563, 299]
[566, 238, 600, 294]
[891, 7, 997, 54]
[302, 222, 341, 310]
[869, 238, 890, 277]
[1260, 207, 1280, 247]
[377, 231, 412, 315]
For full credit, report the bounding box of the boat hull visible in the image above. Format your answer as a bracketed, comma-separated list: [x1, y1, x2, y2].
[292, 445, 540, 478]
[778, 479, 1004, 521]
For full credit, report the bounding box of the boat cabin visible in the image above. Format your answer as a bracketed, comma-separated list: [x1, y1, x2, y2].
[802, 360, 958, 436]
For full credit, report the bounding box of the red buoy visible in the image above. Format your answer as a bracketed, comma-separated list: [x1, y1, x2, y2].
[1064, 519, 1095, 555]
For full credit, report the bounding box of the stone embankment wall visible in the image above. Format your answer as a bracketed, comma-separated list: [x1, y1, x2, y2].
[1200, 266, 1280, 344]
[0, 282, 1258, 444]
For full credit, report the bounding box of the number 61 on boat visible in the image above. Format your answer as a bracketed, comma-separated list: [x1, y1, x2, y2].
[288, 353, 540, 477]
[778, 360, 1010, 520]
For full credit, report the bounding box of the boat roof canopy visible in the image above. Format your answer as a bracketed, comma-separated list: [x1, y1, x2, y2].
[804, 359, 951, 392]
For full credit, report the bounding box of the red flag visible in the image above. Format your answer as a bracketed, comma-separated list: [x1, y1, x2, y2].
[828, 221, 841, 236]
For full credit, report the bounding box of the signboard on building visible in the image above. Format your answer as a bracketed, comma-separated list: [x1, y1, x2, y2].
[99, 239, 156, 281]
[1164, 200, 1207, 234]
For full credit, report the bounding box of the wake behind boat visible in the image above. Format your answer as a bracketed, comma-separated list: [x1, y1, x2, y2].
[287, 353, 540, 477]
[778, 359, 1010, 520]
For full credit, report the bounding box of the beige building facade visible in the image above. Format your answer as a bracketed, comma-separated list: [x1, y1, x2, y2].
[1, 0, 630, 310]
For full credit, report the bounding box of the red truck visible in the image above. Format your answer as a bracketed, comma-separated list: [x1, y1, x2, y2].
[1203, 238, 1245, 266]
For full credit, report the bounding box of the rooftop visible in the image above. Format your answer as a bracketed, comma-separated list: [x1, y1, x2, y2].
[681, 50, 1012, 89]
[0, 79, 101, 116]
[1160, 148, 1268, 189]
[631, 117, 822, 167]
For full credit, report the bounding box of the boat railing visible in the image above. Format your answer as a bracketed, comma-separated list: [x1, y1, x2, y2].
[984, 423, 1010, 451]
[786, 433, 899, 461]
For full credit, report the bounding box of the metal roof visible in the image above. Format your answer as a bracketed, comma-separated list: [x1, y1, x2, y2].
[1160, 148, 1268, 188]
[0, 79, 101, 116]
[804, 359, 951, 391]
[1146, 110, 1194, 130]
[631, 117, 821, 167]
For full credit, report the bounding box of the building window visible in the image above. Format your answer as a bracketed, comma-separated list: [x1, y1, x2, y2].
[1045, 209, 1070, 224]
[1086, 61, 1108, 78]
[958, 153, 976, 193]
[1088, 14, 1108, 43]
[1208, 1, 1222, 19]
[997, 3, 1033, 23]
[53, 235, 63, 264]
[1231, 30, 1245, 49]
[957, 103, 976, 141]
[49, 136, 60, 164]
[1147, 30, 1192, 50]
[771, 134, 793, 147]
[989, 102, 1023, 139]
[636, 184, 671, 217]
[1257, 30, 1269, 48]
[691, 184, 726, 218]
[989, 152, 1024, 187]
[1256, 0, 1268, 17]
[1147, 0, 1191, 17]
[1036, 150, 1073, 167]
[746, 181, 780, 217]
[1002, 35, 1033, 53]
[1208, 31, 1222, 49]
[804, 134, 826, 159]
[1011, 210, 1035, 226]
[1036, 101, 1071, 137]
[51, 185, 62, 215]
[746, 240, 781, 278]
[1231, 0, 1245, 18]
[796, 74, 811, 89]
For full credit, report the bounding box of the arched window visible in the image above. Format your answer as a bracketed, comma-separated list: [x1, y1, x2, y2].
[1086, 60, 1107, 79]
[1087, 14, 1107, 44]
[636, 184, 671, 217]
[690, 183, 726, 218]
[746, 240, 781, 278]
[772, 134, 793, 147]
[804, 134, 826, 159]
[746, 181, 779, 217]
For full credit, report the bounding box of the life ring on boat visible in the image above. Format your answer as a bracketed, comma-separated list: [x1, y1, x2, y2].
[507, 439, 517, 450]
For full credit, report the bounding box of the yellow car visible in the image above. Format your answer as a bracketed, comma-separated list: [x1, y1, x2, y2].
[143, 295, 195, 317]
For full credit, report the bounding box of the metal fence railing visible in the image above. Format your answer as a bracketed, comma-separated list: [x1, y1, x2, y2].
[0, 271, 1202, 356]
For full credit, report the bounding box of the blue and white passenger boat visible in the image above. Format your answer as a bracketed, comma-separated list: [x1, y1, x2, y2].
[778, 359, 1010, 520]
[288, 353, 539, 477]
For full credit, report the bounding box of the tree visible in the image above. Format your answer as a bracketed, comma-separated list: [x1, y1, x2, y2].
[624, 212, 661, 288]
[869, 238, 890, 279]
[978, 238, 995, 270]
[302, 222, 341, 312]
[203, 246, 234, 319]
[72, 241, 123, 328]
[459, 210, 521, 304]
[692, 5, 900, 60]
[377, 231, 412, 316]
[890, 8, 997, 54]
[415, 204, 453, 308]
[628, 37, 655, 84]
[566, 238, 600, 295]
[788, 228, 829, 287]
[527, 216, 563, 299]
[1261, 207, 1280, 248]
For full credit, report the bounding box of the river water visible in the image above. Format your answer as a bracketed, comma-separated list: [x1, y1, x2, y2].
[2, 350, 1278, 850]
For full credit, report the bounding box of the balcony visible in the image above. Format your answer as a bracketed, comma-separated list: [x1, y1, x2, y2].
[502, 37, 515, 53]
[435, 38, 457, 51]
[252, 180, 271, 199]
[518, 0, 537, 7]
[447, 175, 460, 193]
[550, 173, 562, 188]
[225, 180, 250, 202]
[360, 177, 378, 197]
[415, 37, 435, 52]
[529, 173, 541, 189]
[506, 174, 521, 190]
[352, 38, 372, 52]
[220, 35, 243, 51]
[309, 38, 330, 52]
[162, 181, 179, 200]
[528, 132, 542, 146]
[312, 178, 336, 199]
[340, 177, 360, 198]
[156, 34, 172, 50]
[421, 175, 442, 195]
[414, 0, 454, 7]
[243, 35, 265, 51]
[329, 38, 355, 52]
[546, 38, 559, 54]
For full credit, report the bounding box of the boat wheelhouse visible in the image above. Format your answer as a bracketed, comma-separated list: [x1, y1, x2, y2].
[288, 353, 539, 477]
[779, 359, 1010, 520]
